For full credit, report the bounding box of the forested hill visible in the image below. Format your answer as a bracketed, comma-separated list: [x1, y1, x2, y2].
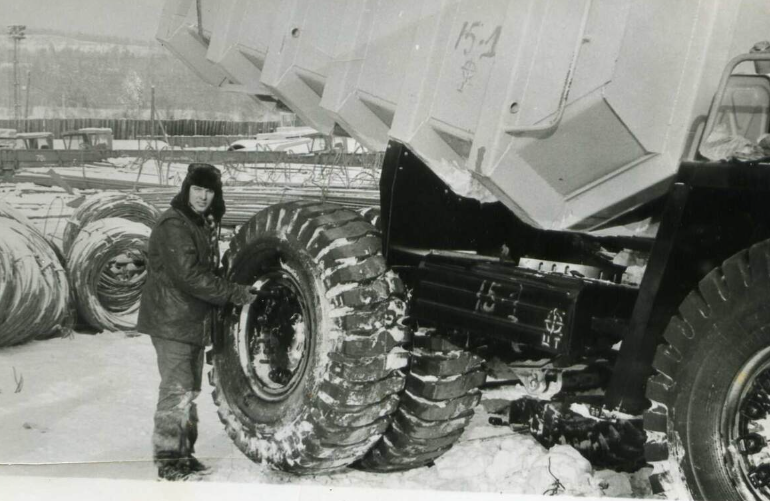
[0, 29, 273, 121]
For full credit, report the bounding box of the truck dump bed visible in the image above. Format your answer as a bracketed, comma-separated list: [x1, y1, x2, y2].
[157, 0, 770, 230]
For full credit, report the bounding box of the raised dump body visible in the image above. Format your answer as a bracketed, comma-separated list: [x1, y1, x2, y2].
[157, 0, 770, 230]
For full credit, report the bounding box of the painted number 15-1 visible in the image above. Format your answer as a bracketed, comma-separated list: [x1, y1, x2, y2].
[454, 21, 502, 92]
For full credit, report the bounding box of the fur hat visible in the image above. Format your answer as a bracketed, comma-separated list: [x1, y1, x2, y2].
[186, 163, 221, 191]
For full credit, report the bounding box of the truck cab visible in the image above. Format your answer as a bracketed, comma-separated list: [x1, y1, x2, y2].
[62, 128, 113, 151]
[16, 132, 54, 150]
[0, 129, 16, 150]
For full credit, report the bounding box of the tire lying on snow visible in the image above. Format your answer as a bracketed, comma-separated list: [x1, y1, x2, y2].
[210, 201, 410, 473]
[358, 327, 486, 472]
[645, 239, 770, 501]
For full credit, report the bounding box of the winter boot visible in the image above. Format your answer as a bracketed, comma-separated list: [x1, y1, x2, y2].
[157, 459, 195, 481]
[153, 409, 186, 462]
[184, 455, 212, 475]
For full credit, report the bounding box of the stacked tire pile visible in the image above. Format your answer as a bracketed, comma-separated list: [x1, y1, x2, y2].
[0, 200, 72, 347]
[63, 192, 159, 332]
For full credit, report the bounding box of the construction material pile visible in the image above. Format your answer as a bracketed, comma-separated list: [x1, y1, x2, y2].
[0, 198, 44, 236]
[0, 192, 158, 346]
[1, 185, 375, 342]
[66, 218, 150, 332]
[138, 185, 379, 227]
[0, 202, 72, 347]
[63, 192, 158, 332]
[62, 192, 160, 255]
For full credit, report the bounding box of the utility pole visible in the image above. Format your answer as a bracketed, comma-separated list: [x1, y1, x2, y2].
[24, 70, 31, 130]
[150, 85, 156, 146]
[6, 46, 11, 113]
[8, 25, 26, 129]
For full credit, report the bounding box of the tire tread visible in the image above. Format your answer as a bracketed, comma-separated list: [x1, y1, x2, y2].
[644, 240, 770, 500]
[213, 202, 408, 473]
[358, 327, 485, 472]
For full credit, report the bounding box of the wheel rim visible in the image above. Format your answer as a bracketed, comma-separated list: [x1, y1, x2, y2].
[724, 345, 770, 499]
[234, 260, 312, 402]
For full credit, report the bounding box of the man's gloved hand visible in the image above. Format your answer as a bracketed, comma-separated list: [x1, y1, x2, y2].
[231, 285, 259, 305]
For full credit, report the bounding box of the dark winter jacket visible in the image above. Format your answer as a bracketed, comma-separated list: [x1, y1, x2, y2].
[137, 200, 243, 346]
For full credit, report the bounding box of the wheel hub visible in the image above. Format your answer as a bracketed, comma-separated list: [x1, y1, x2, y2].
[725, 347, 770, 498]
[236, 265, 310, 401]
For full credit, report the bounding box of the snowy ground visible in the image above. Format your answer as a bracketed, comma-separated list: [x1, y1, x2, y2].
[0, 331, 652, 500]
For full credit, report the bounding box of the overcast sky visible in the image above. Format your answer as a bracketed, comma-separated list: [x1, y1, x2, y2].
[0, 0, 162, 41]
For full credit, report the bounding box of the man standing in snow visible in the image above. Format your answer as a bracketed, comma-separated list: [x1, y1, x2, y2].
[137, 163, 257, 481]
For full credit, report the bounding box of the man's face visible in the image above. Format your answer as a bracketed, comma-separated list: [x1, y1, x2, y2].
[189, 185, 215, 214]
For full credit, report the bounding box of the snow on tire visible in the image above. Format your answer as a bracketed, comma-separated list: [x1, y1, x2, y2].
[358, 327, 486, 472]
[210, 201, 409, 473]
[355, 206, 380, 230]
[644, 239, 770, 501]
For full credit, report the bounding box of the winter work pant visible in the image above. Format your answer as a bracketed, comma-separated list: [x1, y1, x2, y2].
[151, 337, 204, 465]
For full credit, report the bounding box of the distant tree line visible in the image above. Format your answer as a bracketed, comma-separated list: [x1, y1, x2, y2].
[0, 33, 274, 121]
[29, 27, 157, 49]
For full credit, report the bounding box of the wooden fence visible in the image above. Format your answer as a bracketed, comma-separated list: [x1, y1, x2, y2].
[136, 135, 248, 148]
[1, 148, 378, 167]
[0, 119, 280, 140]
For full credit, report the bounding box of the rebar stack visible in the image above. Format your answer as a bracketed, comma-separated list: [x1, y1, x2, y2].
[0, 217, 71, 347]
[137, 185, 379, 227]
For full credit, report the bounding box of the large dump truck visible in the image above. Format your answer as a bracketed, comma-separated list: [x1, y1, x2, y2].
[158, 1, 770, 499]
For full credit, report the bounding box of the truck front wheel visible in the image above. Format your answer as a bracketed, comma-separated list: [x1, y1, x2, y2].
[210, 201, 409, 473]
[645, 240, 770, 500]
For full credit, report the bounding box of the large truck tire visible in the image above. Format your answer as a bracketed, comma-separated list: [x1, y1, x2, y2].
[644, 240, 770, 500]
[358, 327, 486, 472]
[210, 201, 409, 473]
